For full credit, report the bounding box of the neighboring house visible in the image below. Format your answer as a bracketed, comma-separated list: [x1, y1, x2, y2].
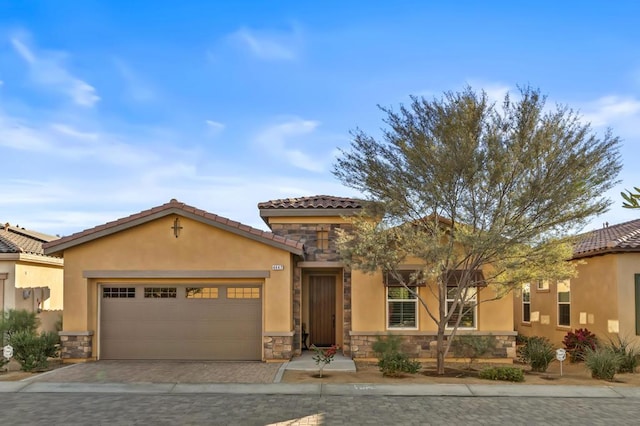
[43, 196, 516, 362]
[0, 223, 63, 332]
[514, 219, 640, 347]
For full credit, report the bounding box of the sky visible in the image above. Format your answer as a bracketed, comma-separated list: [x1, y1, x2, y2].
[1, 1, 640, 237]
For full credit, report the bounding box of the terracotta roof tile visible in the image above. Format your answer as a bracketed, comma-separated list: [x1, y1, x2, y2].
[573, 219, 640, 258]
[258, 195, 364, 209]
[0, 224, 59, 257]
[43, 199, 304, 255]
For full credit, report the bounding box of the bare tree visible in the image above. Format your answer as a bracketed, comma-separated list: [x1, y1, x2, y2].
[334, 87, 622, 374]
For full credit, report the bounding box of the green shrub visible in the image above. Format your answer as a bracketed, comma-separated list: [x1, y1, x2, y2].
[0, 309, 39, 345]
[605, 335, 639, 374]
[563, 328, 598, 362]
[377, 352, 422, 377]
[372, 334, 403, 355]
[373, 335, 421, 377]
[452, 334, 497, 369]
[584, 347, 622, 381]
[479, 366, 525, 382]
[10, 330, 59, 372]
[518, 336, 555, 372]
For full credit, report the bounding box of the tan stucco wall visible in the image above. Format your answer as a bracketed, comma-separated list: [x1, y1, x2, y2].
[351, 269, 514, 333]
[616, 253, 640, 343]
[60, 215, 296, 354]
[1, 258, 63, 312]
[514, 254, 640, 347]
[15, 261, 64, 310]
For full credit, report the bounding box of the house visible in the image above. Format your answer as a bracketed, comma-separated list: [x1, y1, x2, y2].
[43, 196, 516, 362]
[514, 219, 640, 347]
[0, 223, 63, 332]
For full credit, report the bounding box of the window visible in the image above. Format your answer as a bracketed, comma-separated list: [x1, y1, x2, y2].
[185, 287, 218, 299]
[227, 287, 260, 299]
[103, 287, 135, 298]
[316, 230, 329, 251]
[522, 283, 531, 323]
[557, 280, 571, 327]
[446, 286, 477, 328]
[537, 280, 549, 291]
[387, 286, 417, 329]
[384, 270, 425, 286]
[144, 287, 177, 298]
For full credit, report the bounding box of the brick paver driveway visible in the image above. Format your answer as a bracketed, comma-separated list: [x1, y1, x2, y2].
[29, 361, 282, 383]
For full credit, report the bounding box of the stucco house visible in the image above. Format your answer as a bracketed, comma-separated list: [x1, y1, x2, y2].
[514, 219, 640, 347]
[0, 223, 63, 331]
[43, 196, 516, 362]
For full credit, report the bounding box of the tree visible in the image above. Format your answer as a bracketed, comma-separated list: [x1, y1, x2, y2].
[622, 187, 640, 209]
[333, 87, 622, 374]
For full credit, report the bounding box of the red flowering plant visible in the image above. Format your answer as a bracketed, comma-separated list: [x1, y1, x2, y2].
[311, 344, 339, 378]
[563, 328, 598, 362]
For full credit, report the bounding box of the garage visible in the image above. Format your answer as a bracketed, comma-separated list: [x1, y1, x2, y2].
[100, 284, 262, 360]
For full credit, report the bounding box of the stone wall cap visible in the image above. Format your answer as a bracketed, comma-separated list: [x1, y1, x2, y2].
[59, 331, 94, 336]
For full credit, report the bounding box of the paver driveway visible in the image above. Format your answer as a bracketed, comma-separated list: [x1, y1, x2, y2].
[28, 360, 282, 384]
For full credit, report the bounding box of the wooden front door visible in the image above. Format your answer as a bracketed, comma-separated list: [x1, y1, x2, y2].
[309, 275, 336, 347]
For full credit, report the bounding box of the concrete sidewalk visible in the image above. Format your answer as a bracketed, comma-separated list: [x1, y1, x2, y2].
[2, 381, 640, 398]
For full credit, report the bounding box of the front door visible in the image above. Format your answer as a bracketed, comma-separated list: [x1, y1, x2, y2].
[309, 275, 336, 347]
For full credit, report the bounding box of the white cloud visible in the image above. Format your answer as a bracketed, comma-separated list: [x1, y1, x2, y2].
[465, 80, 511, 104]
[205, 120, 226, 133]
[581, 96, 640, 127]
[10, 35, 100, 107]
[113, 58, 155, 102]
[255, 118, 323, 172]
[51, 123, 98, 140]
[229, 26, 300, 60]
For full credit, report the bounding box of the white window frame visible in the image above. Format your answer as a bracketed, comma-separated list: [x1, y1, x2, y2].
[386, 286, 418, 330]
[446, 286, 477, 329]
[537, 279, 549, 291]
[557, 280, 571, 327]
[522, 283, 531, 323]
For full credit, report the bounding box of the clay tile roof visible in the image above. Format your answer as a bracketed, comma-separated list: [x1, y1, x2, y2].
[573, 219, 640, 259]
[0, 224, 59, 256]
[257, 195, 364, 209]
[43, 199, 304, 255]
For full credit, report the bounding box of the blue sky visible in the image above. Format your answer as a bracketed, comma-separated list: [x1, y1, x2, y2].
[1, 1, 639, 237]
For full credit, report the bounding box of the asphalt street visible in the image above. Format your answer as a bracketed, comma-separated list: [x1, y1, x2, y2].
[1, 393, 639, 425]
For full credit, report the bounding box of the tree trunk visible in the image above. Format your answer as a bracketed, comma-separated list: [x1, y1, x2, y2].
[436, 324, 446, 375]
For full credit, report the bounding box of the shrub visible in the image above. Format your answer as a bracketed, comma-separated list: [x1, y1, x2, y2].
[605, 335, 639, 374]
[563, 328, 598, 362]
[0, 309, 39, 345]
[479, 366, 525, 382]
[452, 334, 497, 369]
[10, 330, 59, 372]
[378, 352, 422, 377]
[518, 336, 555, 372]
[373, 335, 421, 377]
[372, 334, 403, 355]
[584, 347, 623, 381]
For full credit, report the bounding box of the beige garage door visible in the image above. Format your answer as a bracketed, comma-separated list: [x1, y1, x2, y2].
[100, 285, 262, 360]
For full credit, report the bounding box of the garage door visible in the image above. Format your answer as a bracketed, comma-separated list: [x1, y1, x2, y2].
[100, 285, 262, 360]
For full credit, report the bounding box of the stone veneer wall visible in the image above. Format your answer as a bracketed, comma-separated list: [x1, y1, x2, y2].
[292, 266, 302, 356]
[269, 223, 348, 262]
[350, 332, 517, 359]
[263, 335, 293, 360]
[342, 269, 352, 357]
[58, 331, 94, 359]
